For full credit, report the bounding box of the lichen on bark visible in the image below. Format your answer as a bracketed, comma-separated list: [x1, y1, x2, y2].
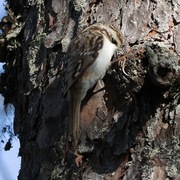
[0, 0, 180, 179]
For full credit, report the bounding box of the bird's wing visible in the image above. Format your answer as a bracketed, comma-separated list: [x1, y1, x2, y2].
[64, 31, 104, 95]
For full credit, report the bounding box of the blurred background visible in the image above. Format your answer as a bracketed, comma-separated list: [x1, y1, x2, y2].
[0, 1, 21, 180]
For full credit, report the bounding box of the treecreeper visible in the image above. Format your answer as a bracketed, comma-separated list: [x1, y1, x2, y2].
[64, 22, 123, 153]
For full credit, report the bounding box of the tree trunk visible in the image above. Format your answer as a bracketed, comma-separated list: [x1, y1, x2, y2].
[0, 0, 180, 179]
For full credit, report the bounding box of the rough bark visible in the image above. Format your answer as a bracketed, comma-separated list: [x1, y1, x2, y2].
[0, 0, 180, 179]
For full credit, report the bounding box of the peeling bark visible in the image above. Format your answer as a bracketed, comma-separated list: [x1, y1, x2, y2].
[0, 0, 180, 179]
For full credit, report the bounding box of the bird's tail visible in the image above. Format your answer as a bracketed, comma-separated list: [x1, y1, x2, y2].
[66, 93, 81, 151]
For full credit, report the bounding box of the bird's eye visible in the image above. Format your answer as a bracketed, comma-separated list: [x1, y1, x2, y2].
[112, 37, 118, 45]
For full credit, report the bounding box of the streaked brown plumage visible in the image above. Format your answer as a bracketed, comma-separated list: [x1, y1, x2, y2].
[64, 22, 123, 151]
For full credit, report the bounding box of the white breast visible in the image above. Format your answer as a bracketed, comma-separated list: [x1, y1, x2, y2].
[92, 35, 117, 75]
[80, 35, 117, 99]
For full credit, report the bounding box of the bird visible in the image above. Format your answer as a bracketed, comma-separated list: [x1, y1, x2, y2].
[64, 22, 123, 151]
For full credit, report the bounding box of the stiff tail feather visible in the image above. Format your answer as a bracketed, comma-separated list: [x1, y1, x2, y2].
[66, 93, 81, 151]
